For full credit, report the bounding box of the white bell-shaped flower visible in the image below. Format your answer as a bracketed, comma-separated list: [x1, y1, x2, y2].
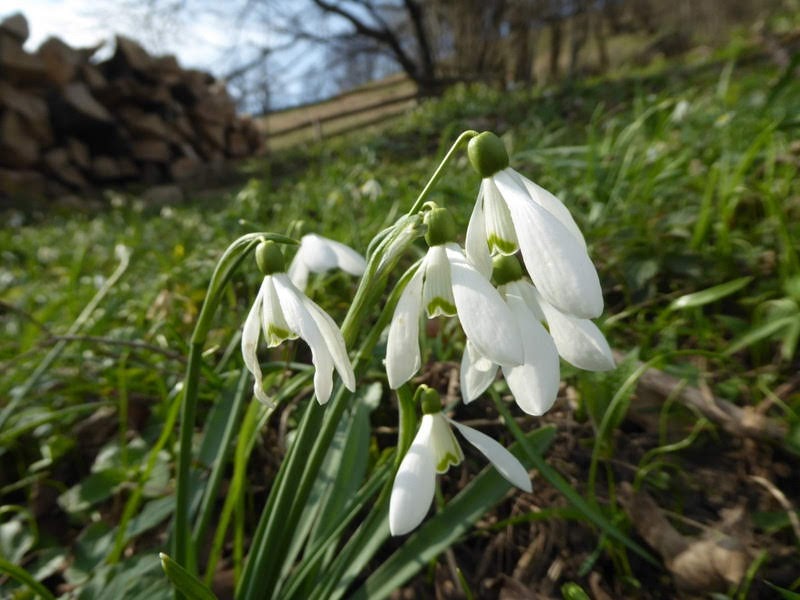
[389, 387, 531, 536]
[288, 233, 366, 291]
[466, 132, 603, 319]
[385, 242, 524, 390]
[242, 241, 355, 407]
[461, 256, 614, 414]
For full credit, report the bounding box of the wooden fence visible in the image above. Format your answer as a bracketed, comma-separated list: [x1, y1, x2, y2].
[256, 74, 418, 151]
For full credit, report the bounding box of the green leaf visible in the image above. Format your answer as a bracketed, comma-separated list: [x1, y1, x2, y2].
[0, 515, 34, 564]
[669, 276, 752, 310]
[57, 469, 127, 514]
[562, 582, 592, 600]
[726, 315, 800, 355]
[0, 556, 55, 600]
[765, 581, 800, 599]
[160, 553, 218, 600]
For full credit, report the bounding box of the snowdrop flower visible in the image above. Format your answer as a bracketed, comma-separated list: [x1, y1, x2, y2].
[242, 240, 355, 407]
[386, 205, 524, 389]
[288, 233, 366, 291]
[461, 255, 614, 414]
[465, 131, 603, 319]
[389, 386, 531, 536]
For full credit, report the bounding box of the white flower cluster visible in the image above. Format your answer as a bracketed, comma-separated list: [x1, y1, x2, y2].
[239, 131, 614, 537]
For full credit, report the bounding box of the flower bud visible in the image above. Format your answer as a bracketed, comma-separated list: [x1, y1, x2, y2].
[492, 254, 523, 286]
[255, 240, 285, 275]
[417, 385, 442, 415]
[424, 206, 456, 247]
[467, 131, 509, 178]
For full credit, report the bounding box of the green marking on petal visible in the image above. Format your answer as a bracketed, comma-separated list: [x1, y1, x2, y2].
[436, 451, 462, 472]
[426, 297, 457, 318]
[266, 325, 297, 347]
[487, 234, 518, 255]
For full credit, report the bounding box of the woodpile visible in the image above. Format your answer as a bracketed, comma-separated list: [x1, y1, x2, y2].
[0, 12, 262, 201]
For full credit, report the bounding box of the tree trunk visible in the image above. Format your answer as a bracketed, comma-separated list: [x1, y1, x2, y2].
[548, 19, 562, 80]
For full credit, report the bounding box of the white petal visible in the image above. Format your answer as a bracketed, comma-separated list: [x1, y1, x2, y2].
[506, 169, 586, 248]
[446, 245, 524, 367]
[241, 282, 274, 407]
[299, 234, 367, 275]
[322, 237, 367, 276]
[272, 275, 336, 404]
[483, 178, 518, 255]
[502, 293, 561, 416]
[422, 245, 456, 317]
[495, 170, 603, 318]
[503, 280, 545, 322]
[536, 291, 615, 371]
[460, 340, 498, 403]
[296, 234, 339, 272]
[261, 276, 297, 347]
[427, 412, 464, 473]
[386, 267, 424, 389]
[449, 419, 531, 492]
[292, 283, 357, 390]
[389, 417, 437, 536]
[465, 186, 493, 278]
[287, 254, 311, 290]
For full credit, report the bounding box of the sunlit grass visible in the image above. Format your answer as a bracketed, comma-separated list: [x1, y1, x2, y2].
[1, 40, 798, 597]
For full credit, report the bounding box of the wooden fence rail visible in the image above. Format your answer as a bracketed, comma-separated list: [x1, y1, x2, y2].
[256, 75, 418, 151]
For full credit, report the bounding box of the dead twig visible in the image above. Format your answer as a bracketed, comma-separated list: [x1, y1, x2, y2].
[614, 351, 788, 446]
[750, 475, 800, 546]
[46, 334, 185, 362]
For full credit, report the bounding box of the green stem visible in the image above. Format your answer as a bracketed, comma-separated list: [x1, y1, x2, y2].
[191, 368, 250, 549]
[0, 556, 55, 600]
[173, 341, 203, 574]
[237, 394, 323, 598]
[406, 130, 478, 215]
[172, 232, 294, 579]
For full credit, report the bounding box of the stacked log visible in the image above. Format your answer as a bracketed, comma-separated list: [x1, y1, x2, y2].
[0, 13, 261, 200]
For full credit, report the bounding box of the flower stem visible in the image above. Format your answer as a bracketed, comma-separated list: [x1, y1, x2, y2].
[406, 130, 478, 216]
[173, 340, 203, 578]
[172, 232, 294, 582]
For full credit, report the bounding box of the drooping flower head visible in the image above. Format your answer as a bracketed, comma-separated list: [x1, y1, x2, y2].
[385, 204, 524, 389]
[461, 254, 614, 414]
[241, 240, 355, 407]
[288, 233, 366, 291]
[465, 131, 603, 320]
[389, 385, 531, 536]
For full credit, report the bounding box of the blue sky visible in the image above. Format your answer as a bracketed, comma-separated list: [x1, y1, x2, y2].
[5, 0, 242, 72]
[3, 1, 390, 110]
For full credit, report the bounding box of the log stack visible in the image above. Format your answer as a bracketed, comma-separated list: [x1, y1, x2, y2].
[0, 13, 262, 201]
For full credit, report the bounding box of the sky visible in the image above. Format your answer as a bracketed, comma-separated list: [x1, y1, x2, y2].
[2, 1, 397, 111]
[6, 0, 242, 73]
[2, 0, 330, 110]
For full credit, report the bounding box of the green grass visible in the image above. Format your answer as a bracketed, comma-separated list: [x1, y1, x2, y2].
[1, 37, 799, 598]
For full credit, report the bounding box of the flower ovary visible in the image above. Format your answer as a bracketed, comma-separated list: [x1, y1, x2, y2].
[468, 131, 509, 178]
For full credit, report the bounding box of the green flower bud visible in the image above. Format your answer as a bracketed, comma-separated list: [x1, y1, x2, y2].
[255, 240, 285, 275]
[467, 131, 509, 178]
[424, 206, 456, 247]
[417, 385, 442, 415]
[492, 254, 523, 286]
